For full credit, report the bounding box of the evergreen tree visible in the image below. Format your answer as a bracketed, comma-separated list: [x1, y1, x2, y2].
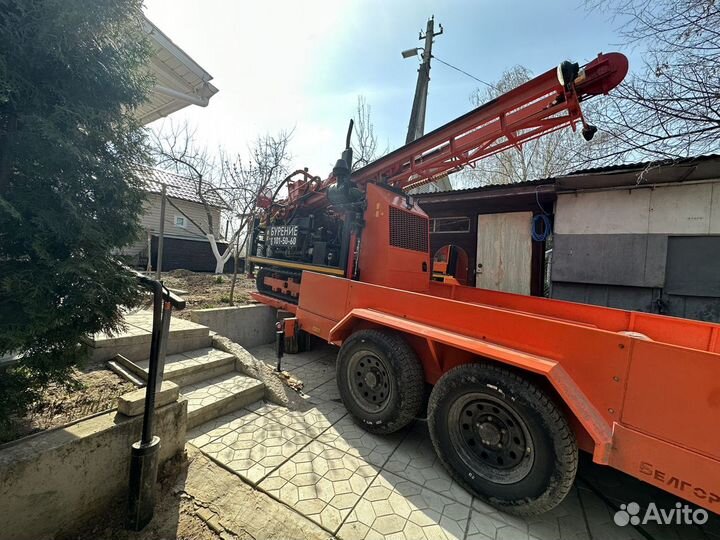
[0, 0, 152, 435]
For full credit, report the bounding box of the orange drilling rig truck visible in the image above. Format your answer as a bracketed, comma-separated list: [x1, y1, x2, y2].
[249, 53, 720, 516]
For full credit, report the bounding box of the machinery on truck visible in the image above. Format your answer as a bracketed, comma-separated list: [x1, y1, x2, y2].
[248, 52, 720, 516]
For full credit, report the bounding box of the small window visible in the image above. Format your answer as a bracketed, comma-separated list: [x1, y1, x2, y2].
[431, 217, 470, 233]
[174, 215, 186, 228]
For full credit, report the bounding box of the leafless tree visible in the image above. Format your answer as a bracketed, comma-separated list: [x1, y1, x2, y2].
[220, 131, 293, 302]
[586, 0, 720, 159]
[150, 121, 234, 273]
[351, 95, 387, 170]
[455, 66, 613, 188]
[150, 121, 293, 276]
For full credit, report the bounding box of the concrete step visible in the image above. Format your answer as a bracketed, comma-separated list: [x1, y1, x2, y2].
[107, 358, 146, 387]
[181, 372, 265, 429]
[127, 347, 236, 387]
[85, 311, 211, 363]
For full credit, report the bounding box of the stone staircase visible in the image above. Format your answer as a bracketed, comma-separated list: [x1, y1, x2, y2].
[90, 311, 265, 428]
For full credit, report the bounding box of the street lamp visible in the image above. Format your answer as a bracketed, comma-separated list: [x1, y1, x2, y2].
[401, 47, 420, 59]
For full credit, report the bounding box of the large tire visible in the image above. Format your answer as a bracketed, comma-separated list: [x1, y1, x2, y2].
[428, 362, 577, 516]
[337, 329, 424, 434]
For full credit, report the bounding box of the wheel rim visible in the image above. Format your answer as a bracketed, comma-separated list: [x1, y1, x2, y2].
[346, 348, 393, 413]
[448, 392, 534, 484]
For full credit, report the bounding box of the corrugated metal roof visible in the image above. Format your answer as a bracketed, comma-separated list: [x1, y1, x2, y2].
[142, 168, 228, 209]
[415, 177, 555, 198]
[416, 154, 720, 198]
[563, 154, 720, 176]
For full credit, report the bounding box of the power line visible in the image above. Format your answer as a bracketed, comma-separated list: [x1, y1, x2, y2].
[431, 55, 494, 88]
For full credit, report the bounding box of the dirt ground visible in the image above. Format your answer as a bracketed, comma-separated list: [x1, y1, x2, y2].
[159, 270, 257, 318]
[1, 367, 135, 444]
[76, 445, 328, 540]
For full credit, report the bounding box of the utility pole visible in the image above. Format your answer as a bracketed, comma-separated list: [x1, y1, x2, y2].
[155, 184, 166, 279]
[405, 16, 443, 144]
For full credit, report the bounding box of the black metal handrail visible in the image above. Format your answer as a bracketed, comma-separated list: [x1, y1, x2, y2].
[127, 268, 185, 530]
[132, 270, 185, 444]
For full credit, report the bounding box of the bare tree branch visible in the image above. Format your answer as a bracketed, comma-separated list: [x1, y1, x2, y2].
[149, 120, 293, 274]
[585, 0, 720, 159]
[351, 95, 387, 170]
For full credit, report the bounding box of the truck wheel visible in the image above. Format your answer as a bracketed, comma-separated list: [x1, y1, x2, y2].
[337, 330, 424, 434]
[428, 362, 577, 516]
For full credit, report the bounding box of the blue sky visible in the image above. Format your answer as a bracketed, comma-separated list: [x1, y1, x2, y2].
[144, 0, 636, 175]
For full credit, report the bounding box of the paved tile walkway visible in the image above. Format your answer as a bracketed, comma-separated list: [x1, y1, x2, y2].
[188, 344, 720, 540]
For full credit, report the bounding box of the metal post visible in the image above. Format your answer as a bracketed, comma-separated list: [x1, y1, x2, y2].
[155, 300, 172, 390]
[275, 325, 284, 372]
[246, 214, 256, 278]
[146, 230, 152, 272]
[155, 184, 166, 279]
[127, 280, 163, 530]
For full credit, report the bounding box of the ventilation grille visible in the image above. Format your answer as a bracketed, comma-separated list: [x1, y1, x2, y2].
[389, 207, 429, 253]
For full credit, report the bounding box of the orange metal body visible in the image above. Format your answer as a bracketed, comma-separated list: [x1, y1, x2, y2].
[253, 270, 720, 511]
[356, 184, 431, 292]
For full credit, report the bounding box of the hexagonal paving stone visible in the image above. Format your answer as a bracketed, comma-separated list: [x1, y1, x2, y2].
[338, 470, 470, 540]
[248, 399, 346, 438]
[251, 343, 338, 370]
[287, 359, 336, 392]
[259, 440, 379, 533]
[307, 378, 342, 403]
[186, 408, 262, 448]
[200, 415, 312, 484]
[466, 498, 542, 540]
[317, 415, 405, 466]
[384, 423, 473, 506]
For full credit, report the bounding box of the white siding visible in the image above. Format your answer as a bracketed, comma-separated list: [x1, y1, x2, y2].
[648, 183, 714, 234]
[121, 194, 222, 257]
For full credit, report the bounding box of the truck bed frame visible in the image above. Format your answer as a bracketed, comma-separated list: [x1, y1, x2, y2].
[253, 271, 720, 513]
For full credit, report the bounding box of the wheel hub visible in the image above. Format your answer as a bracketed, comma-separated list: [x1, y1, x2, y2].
[476, 421, 501, 446]
[449, 393, 534, 483]
[347, 352, 392, 413]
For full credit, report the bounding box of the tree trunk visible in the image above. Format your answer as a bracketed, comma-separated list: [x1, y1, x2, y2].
[207, 233, 233, 274]
[229, 249, 239, 305]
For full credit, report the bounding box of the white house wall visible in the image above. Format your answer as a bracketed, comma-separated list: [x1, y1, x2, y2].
[122, 194, 222, 257]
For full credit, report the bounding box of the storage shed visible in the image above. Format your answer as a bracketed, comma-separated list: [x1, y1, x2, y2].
[121, 169, 234, 273]
[416, 179, 555, 296]
[416, 154, 720, 323]
[552, 155, 720, 321]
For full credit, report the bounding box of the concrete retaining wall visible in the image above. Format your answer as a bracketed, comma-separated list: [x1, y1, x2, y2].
[190, 304, 276, 348]
[0, 400, 187, 540]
